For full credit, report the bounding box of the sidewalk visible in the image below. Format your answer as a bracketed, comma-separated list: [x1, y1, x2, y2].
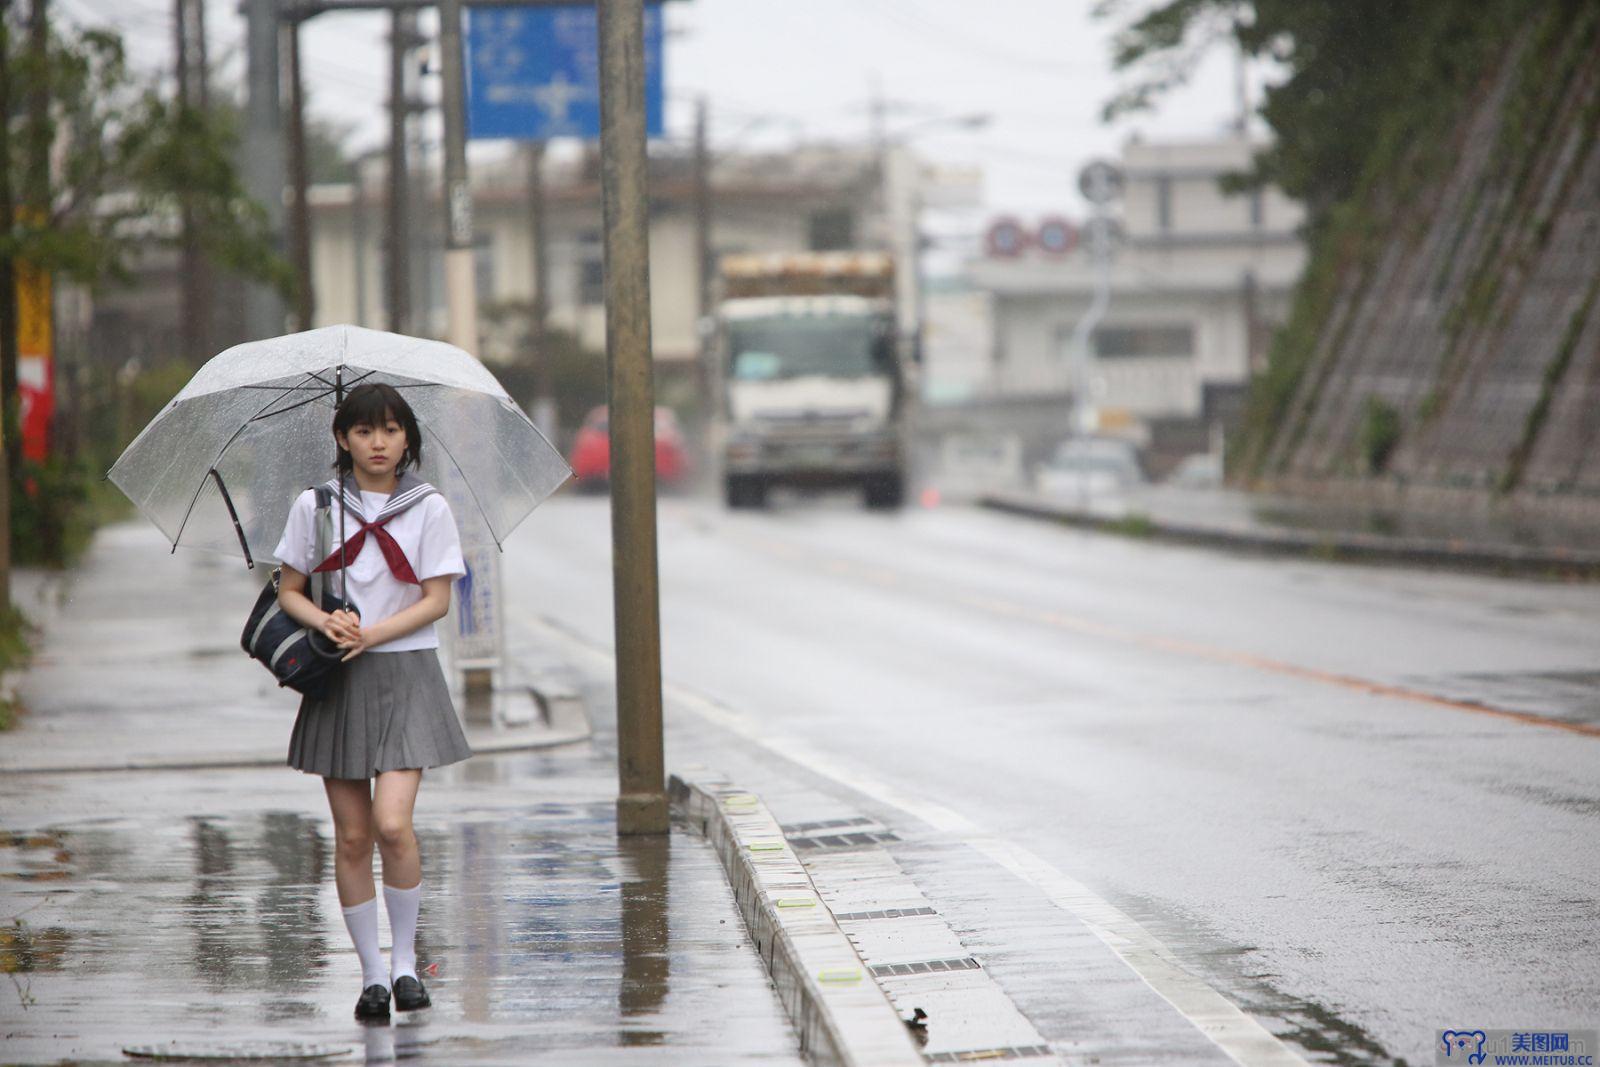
[981, 485, 1600, 577]
[2, 523, 587, 774]
[0, 523, 804, 1064]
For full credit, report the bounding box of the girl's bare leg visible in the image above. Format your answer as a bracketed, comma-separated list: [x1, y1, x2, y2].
[372, 769, 423, 889]
[324, 777, 377, 906]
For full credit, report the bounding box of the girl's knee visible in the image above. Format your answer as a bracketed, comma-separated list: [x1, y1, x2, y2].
[335, 826, 375, 862]
[373, 814, 414, 852]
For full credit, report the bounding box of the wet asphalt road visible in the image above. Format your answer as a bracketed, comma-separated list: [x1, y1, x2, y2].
[505, 492, 1600, 1064]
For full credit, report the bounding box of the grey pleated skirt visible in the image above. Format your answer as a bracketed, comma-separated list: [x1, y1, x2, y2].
[288, 649, 472, 779]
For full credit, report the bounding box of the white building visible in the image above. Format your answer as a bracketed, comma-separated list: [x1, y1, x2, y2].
[965, 136, 1306, 434]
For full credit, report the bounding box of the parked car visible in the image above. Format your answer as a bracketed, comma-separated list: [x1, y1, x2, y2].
[1034, 437, 1145, 500]
[1165, 452, 1223, 489]
[569, 405, 693, 490]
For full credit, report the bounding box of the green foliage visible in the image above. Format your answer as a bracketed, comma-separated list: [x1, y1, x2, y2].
[1358, 397, 1401, 475]
[1107, 0, 1593, 480]
[0, 603, 28, 729]
[2, 19, 289, 295]
[1101, 0, 1525, 224]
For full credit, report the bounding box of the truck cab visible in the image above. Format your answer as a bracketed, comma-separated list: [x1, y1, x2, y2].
[711, 253, 909, 510]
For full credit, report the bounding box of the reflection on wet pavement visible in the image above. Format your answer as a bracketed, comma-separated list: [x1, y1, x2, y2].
[0, 748, 803, 1065]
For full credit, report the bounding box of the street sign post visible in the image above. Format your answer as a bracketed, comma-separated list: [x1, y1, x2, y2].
[465, 4, 664, 141]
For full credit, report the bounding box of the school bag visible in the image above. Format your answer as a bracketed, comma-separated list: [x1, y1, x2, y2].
[240, 485, 358, 698]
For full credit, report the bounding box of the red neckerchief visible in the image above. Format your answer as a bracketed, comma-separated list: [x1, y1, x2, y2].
[312, 512, 418, 584]
[310, 475, 435, 585]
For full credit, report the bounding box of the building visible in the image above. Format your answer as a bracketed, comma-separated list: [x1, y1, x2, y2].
[961, 135, 1306, 459]
[306, 144, 915, 368]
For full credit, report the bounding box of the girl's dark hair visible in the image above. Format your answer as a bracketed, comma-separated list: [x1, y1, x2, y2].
[332, 382, 423, 475]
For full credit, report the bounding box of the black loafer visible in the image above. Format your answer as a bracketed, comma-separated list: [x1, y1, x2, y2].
[393, 974, 431, 1011]
[355, 983, 391, 1021]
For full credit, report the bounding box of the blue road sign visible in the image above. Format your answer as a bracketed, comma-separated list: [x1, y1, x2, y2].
[466, 5, 664, 141]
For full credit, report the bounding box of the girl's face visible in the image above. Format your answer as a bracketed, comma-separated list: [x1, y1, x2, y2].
[337, 413, 407, 479]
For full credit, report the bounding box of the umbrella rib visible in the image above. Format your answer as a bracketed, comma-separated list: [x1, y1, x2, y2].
[427, 431, 504, 551]
[169, 373, 320, 552]
[250, 368, 380, 423]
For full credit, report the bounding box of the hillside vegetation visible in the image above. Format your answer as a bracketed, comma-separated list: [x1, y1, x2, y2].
[1108, 0, 1600, 509]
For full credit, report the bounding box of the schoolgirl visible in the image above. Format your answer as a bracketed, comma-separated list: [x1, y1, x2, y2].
[272, 382, 472, 1022]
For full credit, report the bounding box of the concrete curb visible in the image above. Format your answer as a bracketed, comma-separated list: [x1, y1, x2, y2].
[980, 491, 1600, 578]
[670, 770, 924, 1067]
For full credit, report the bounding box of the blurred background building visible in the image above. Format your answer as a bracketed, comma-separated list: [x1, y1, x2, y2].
[928, 135, 1304, 475]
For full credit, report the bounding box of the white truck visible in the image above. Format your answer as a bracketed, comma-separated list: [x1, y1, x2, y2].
[711, 252, 910, 510]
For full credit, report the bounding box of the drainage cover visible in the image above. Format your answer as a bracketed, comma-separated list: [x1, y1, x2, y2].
[123, 1041, 351, 1061]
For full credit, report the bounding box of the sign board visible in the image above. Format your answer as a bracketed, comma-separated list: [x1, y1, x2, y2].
[438, 462, 502, 671]
[985, 217, 1028, 258]
[1078, 160, 1125, 205]
[466, 4, 664, 141]
[16, 261, 52, 463]
[1035, 217, 1078, 256]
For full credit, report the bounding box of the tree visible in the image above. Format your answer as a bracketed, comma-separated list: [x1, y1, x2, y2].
[1096, 0, 1524, 224]
[0, 10, 290, 584]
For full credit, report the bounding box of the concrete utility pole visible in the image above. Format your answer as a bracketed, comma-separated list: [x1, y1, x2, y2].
[692, 96, 711, 330]
[285, 12, 314, 332]
[598, 0, 667, 836]
[0, 2, 18, 609]
[385, 7, 413, 335]
[242, 0, 286, 341]
[175, 0, 213, 360]
[525, 140, 555, 439]
[436, 0, 477, 356]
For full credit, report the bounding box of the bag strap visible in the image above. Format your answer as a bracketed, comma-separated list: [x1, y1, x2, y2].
[310, 485, 332, 609]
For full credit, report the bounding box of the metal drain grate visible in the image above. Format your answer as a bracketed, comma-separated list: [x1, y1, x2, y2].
[832, 905, 938, 922]
[868, 956, 981, 978]
[789, 830, 901, 850]
[781, 816, 878, 834]
[925, 1044, 1054, 1062]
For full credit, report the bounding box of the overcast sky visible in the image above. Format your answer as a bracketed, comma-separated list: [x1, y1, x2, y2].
[52, 0, 1265, 227]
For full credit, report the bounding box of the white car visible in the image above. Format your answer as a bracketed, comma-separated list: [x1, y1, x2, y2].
[1034, 438, 1145, 500]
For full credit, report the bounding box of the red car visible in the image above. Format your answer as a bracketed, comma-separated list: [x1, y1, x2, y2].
[569, 405, 692, 489]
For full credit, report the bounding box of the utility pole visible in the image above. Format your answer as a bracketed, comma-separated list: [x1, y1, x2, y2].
[525, 140, 555, 439]
[437, 0, 477, 355]
[352, 155, 370, 327]
[242, 0, 286, 340]
[692, 96, 711, 332]
[385, 7, 413, 334]
[175, 0, 213, 360]
[598, 0, 667, 836]
[285, 12, 314, 331]
[692, 96, 713, 434]
[0, 2, 17, 609]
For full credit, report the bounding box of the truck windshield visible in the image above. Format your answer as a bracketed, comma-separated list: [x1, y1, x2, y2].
[728, 315, 887, 381]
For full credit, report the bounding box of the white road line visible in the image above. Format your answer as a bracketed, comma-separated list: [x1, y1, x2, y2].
[516, 610, 1308, 1067]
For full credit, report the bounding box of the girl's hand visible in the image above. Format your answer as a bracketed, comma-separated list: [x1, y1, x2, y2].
[339, 627, 371, 662]
[320, 609, 361, 648]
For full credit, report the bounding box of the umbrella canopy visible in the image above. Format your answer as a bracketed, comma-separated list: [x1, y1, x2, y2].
[109, 325, 571, 565]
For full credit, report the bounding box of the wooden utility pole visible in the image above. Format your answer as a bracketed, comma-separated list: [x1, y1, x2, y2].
[598, 0, 667, 836]
[285, 13, 314, 332]
[385, 7, 412, 334]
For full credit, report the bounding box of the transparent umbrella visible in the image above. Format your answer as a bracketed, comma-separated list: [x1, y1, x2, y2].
[109, 325, 572, 566]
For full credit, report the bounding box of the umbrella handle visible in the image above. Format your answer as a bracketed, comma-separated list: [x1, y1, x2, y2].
[208, 468, 255, 569]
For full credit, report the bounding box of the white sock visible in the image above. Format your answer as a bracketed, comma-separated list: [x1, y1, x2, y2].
[341, 898, 388, 989]
[384, 882, 422, 982]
